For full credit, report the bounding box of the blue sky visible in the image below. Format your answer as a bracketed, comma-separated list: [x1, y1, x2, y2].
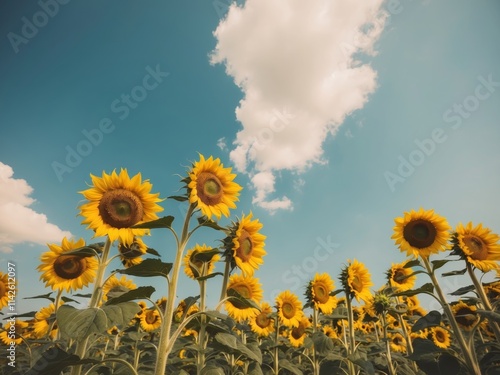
[1, 0, 499, 315]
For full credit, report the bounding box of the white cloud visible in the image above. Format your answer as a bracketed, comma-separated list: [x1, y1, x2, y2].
[211, 0, 387, 211]
[0, 162, 72, 252]
[217, 137, 227, 151]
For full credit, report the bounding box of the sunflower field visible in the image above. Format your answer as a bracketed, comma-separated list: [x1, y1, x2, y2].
[1, 154, 500, 375]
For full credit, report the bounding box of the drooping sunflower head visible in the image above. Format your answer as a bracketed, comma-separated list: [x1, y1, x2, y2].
[372, 289, 393, 315]
[340, 259, 373, 303]
[119, 237, 148, 268]
[102, 275, 137, 302]
[451, 222, 500, 272]
[305, 273, 337, 314]
[183, 244, 220, 279]
[288, 317, 311, 348]
[451, 300, 478, 331]
[0, 271, 14, 309]
[187, 154, 242, 220]
[225, 274, 263, 322]
[386, 261, 417, 292]
[228, 212, 266, 277]
[275, 290, 303, 328]
[140, 309, 161, 332]
[37, 237, 98, 292]
[249, 302, 275, 337]
[431, 326, 451, 349]
[79, 169, 163, 245]
[392, 208, 451, 258]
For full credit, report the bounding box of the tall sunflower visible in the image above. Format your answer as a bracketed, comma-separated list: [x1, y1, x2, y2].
[0, 271, 14, 310]
[79, 169, 163, 245]
[230, 212, 266, 276]
[386, 261, 417, 292]
[451, 301, 478, 331]
[392, 208, 451, 258]
[452, 222, 500, 272]
[140, 309, 162, 332]
[306, 273, 337, 314]
[37, 237, 98, 292]
[0, 319, 28, 345]
[187, 154, 242, 220]
[102, 275, 137, 302]
[340, 259, 373, 303]
[183, 244, 220, 279]
[275, 290, 303, 328]
[430, 326, 451, 349]
[249, 302, 275, 337]
[225, 274, 263, 322]
[119, 237, 148, 268]
[288, 317, 311, 347]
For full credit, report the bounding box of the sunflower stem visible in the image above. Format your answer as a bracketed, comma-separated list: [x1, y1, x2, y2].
[273, 318, 280, 375]
[345, 296, 356, 375]
[219, 255, 231, 302]
[312, 307, 319, 375]
[421, 256, 480, 375]
[196, 278, 207, 375]
[380, 313, 396, 375]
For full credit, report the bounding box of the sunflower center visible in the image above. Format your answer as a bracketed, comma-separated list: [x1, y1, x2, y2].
[228, 285, 253, 309]
[119, 242, 144, 259]
[403, 219, 437, 249]
[393, 335, 404, 345]
[312, 283, 330, 304]
[282, 302, 296, 319]
[463, 235, 488, 260]
[53, 255, 87, 279]
[196, 172, 223, 206]
[236, 230, 253, 262]
[98, 189, 144, 228]
[145, 310, 159, 325]
[434, 330, 446, 343]
[291, 325, 306, 339]
[393, 269, 407, 284]
[455, 307, 476, 327]
[256, 312, 271, 329]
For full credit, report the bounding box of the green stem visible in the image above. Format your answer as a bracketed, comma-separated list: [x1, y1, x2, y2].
[219, 256, 231, 302]
[345, 296, 356, 375]
[381, 313, 396, 375]
[395, 296, 418, 373]
[274, 318, 280, 375]
[312, 307, 319, 375]
[197, 278, 207, 375]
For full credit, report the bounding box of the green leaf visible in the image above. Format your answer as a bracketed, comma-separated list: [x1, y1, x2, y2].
[197, 272, 224, 281]
[10, 310, 37, 318]
[57, 305, 107, 340]
[146, 247, 161, 257]
[132, 216, 175, 229]
[25, 345, 95, 375]
[408, 338, 444, 361]
[279, 359, 303, 375]
[168, 195, 188, 202]
[115, 258, 172, 278]
[215, 332, 238, 349]
[348, 351, 374, 375]
[63, 244, 103, 257]
[101, 302, 141, 329]
[61, 296, 80, 304]
[105, 286, 156, 305]
[404, 259, 422, 268]
[197, 216, 225, 231]
[200, 366, 225, 375]
[450, 285, 475, 296]
[73, 293, 92, 298]
[226, 288, 261, 310]
[329, 288, 344, 297]
[431, 259, 450, 271]
[192, 248, 221, 262]
[248, 362, 264, 375]
[312, 332, 334, 356]
[442, 268, 467, 277]
[477, 310, 500, 324]
[412, 310, 442, 332]
[23, 292, 54, 302]
[394, 282, 434, 297]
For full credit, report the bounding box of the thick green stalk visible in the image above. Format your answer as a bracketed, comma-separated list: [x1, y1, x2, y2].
[196, 278, 207, 375]
[312, 307, 319, 375]
[219, 256, 231, 302]
[345, 296, 356, 375]
[380, 313, 396, 375]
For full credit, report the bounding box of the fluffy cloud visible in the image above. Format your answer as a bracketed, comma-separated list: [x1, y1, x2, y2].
[211, 0, 387, 212]
[0, 162, 72, 253]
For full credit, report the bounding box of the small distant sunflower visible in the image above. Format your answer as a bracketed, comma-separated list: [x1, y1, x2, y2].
[183, 244, 220, 279]
[119, 237, 148, 268]
[390, 332, 407, 353]
[79, 169, 163, 245]
[322, 325, 339, 340]
[431, 326, 451, 349]
[225, 274, 263, 322]
[140, 309, 161, 332]
[249, 302, 275, 337]
[0, 319, 28, 345]
[276, 290, 303, 328]
[102, 275, 137, 302]
[187, 154, 242, 220]
[452, 222, 500, 272]
[0, 272, 14, 310]
[33, 303, 60, 339]
[306, 273, 337, 314]
[341, 259, 373, 303]
[38, 237, 98, 292]
[452, 301, 478, 331]
[386, 261, 417, 292]
[289, 317, 311, 347]
[392, 208, 451, 258]
[156, 297, 168, 313]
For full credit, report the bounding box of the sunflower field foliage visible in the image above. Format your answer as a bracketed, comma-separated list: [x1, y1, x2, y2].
[1, 155, 500, 375]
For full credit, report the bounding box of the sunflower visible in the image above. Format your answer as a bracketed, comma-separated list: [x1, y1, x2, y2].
[453, 222, 500, 272]
[451, 301, 478, 331]
[249, 302, 275, 337]
[187, 154, 242, 220]
[33, 303, 60, 339]
[431, 326, 451, 349]
[230, 212, 266, 276]
[389, 332, 407, 353]
[341, 259, 373, 303]
[0, 319, 28, 345]
[276, 290, 303, 328]
[392, 208, 451, 258]
[140, 309, 162, 332]
[79, 169, 163, 245]
[225, 274, 263, 322]
[119, 237, 148, 268]
[306, 273, 337, 314]
[386, 261, 417, 292]
[174, 299, 199, 322]
[322, 325, 339, 340]
[37, 237, 98, 292]
[0, 272, 14, 310]
[102, 275, 137, 302]
[183, 244, 220, 279]
[289, 317, 311, 347]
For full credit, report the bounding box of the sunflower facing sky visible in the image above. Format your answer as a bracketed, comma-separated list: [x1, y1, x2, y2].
[249, 302, 275, 337]
[275, 290, 303, 328]
[183, 243, 220, 280]
[430, 326, 451, 349]
[341, 259, 373, 303]
[140, 309, 162, 332]
[452, 222, 500, 272]
[306, 273, 337, 314]
[386, 261, 417, 292]
[37, 237, 98, 292]
[119, 237, 148, 268]
[187, 154, 242, 220]
[392, 208, 451, 258]
[225, 274, 263, 322]
[79, 169, 163, 245]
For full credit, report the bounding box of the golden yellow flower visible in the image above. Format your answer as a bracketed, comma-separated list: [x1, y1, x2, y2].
[341, 259, 373, 303]
[249, 302, 275, 337]
[102, 275, 137, 302]
[322, 325, 339, 340]
[452, 301, 478, 331]
[431, 326, 451, 349]
[225, 274, 263, 322]
[156, 297, 168, 313]
[390, 332, 407, 353]
[119, 237, 148, 268]
[0, 319, 28, 345]
[386, 261, 417, 292]
[37, 237, 98, 292]
[276, 290, 303, 328]
[183, 244, 220, 279]
[79, 169, 163, 245]
[231, 212, 266, 276]
[306, 273, 337, 314]
[188, 155, 242, 220]
[454, 222, 500, 272]
[288, 317, 311, 347]
[392, 208, 451, 258]
[33, 303, 61, 339]
[0, 272, 14, 310]
[140, 309, 161, 332]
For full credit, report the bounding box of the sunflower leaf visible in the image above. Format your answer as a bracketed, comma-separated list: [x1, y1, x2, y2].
[476, 310, 500, 324]
[197, 216, 225, 231]
[57, 305, 108, 340]
[442, 268, 467, 277]
[9, 310, 37, 318]
[393, 283, 434, 297]
[192, 248, 221, 262]
[403, 259, 422, 268]
[73, 293, 92, 298]
[64, 244, 103, 257]
[115, 259, 172, 278]
[226, 288, 261, 311]
[449, 285, 475, 296]
[24, 345, 98, 375]
[329, 288, 344, 297]
[411, 310, 442, 332]
[61, 296, 80, 304]
[279, 359, 303, 375]
[431, 259, 450, 271]
[146, 247, 161, 257]
[168, 195, 188, 202]
[23, 292, 54, 301]
[312, 332, 334, 356]
[407, 338, 444, 360]
[197, 272, 224, 281]
[105, 286, 156, 305]
[101, 302, 141, 329]
[132, 216, 175, 229]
